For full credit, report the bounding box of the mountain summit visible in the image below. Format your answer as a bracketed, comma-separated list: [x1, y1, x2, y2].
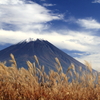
[0, 39, 88, 73]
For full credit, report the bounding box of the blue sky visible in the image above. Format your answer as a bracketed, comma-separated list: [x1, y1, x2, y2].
[0, 0, 100, 71]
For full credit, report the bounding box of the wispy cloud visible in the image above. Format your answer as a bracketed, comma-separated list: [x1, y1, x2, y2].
[77, 18, 100, 29]
[40, 0, 46, 1]
[0, 0, 63, 32]
[0, 0, 24, 4]
[43, 3, 56, 7]
[92, 0, 100, 3]
[75, 53, 100, 71]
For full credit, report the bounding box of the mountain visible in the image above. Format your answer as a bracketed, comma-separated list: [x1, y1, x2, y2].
[0, 39, 92, 73]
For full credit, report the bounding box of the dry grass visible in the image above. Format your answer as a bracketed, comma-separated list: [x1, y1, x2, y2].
[0, 54, 100, 100]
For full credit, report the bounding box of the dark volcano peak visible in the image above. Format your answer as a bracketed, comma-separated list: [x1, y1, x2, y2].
[0, 38, 96, 73]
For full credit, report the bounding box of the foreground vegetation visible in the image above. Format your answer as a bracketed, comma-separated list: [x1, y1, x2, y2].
[0, 54, 100, 100]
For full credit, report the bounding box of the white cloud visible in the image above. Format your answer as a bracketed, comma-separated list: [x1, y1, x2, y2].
[92, 0, 100, 3]
[0, 0, 63, 31]
[77, 18, 100, 29]
[75, 53, 100, 71]
[43, 3, 56, 7]
[0, 0, 24, 4]
[0, 29, 98, 52]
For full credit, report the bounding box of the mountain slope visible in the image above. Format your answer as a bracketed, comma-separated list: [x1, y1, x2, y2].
[0, 39, 89, 73]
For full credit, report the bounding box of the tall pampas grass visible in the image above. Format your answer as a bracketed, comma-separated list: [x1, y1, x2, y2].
[0, 54, 100, 100]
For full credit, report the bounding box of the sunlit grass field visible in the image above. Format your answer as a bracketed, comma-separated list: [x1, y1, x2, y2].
[0, 54, 100, 100]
